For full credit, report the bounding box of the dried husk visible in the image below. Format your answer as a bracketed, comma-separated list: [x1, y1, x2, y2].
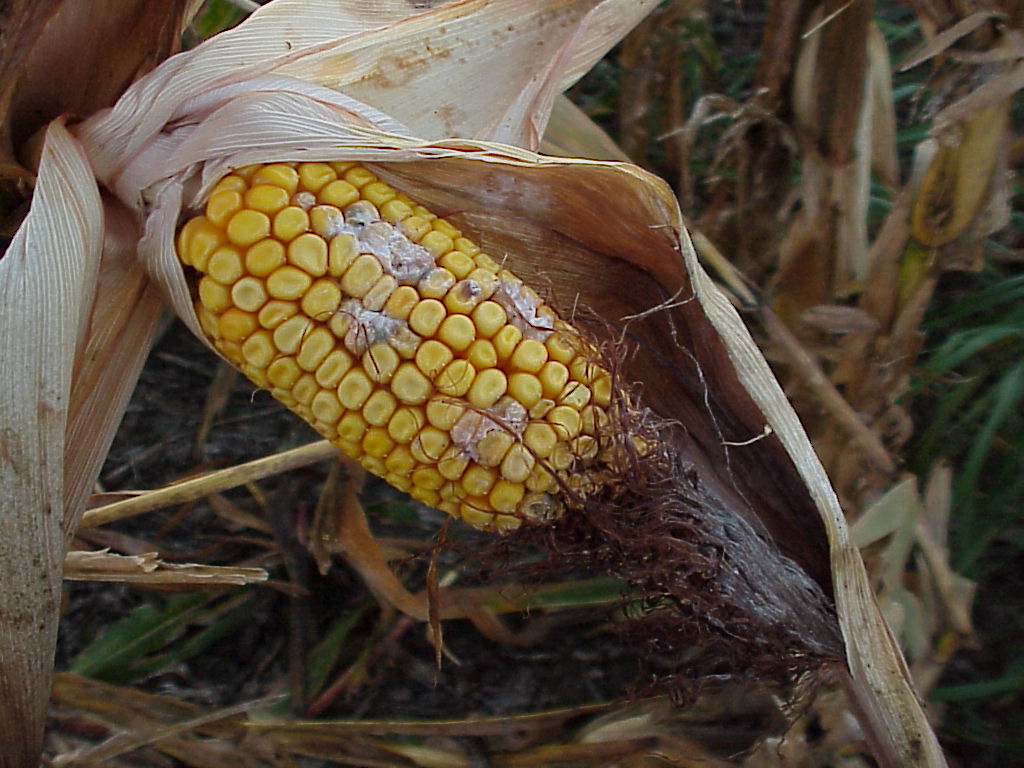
[0, 1, 946, 765]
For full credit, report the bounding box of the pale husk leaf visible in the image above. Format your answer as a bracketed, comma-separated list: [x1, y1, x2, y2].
[0, 119, 102, 768]
[79, 0, 655, 183]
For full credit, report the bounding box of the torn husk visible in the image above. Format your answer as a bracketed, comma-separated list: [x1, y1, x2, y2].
[69, 5, 947, 767]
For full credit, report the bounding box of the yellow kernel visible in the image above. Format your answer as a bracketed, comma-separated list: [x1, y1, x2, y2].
[492, 325, 523, 362]
[258, 299, 298, 329]
[198, 276, 232, 312]
[559, 381, 592, 410]
[311, 389, 343, 424]
[546, 332, 578, 365]
[386, 472, 414, 492]
[501, 444, 535, 484]
[231, 276, 268, 312]
[432, 218, 460, 239]
[572, 435, 599, 461]
[310, 205, 347, 238]
[437, 314, 475, 353]
[570, 357, 601, 384]
[454, 237, 480, 256]
[296, 327, 335, 371]
[549, 442, 575, 471]
[362, 275, 397, 312]
[338, 412, 368, 443]
[460, 504, 496, 529]
[466, 339, 497, 370]
[411, 426, 450, 463]
[476, 431, 514, 467]
[241, 330, 275, 368]
[439, 251, 474, 279]
[196, 304, 219, 339]
[328, 233, 359, 277]
[400, 214, 432, 241]
[435, 359, 475, 397]
[320, 179, 360, 208]
[363, 343, 400, 383]
[341, 254, 383, 298]
[245, 184, 290, 214]
[539, 361, 569, 398]
[362, 428, 395, 459]
[384, 285, 419, 320]
[272, 206, 310, 242]
[177, 216, 223, 271]
[330, 161, 357, 174]
[475, 252, 499, 271]
[338, 368, 373, 409]
[412, 467, 446, 491]
[342, 166, 376, 188]
[466, 268, 498, 295]
[471, 301, 507, 338]
[211, 174, 247, 195]
[391, 326, 420, 359]
[298, 162, 337, 193]
[411, 486, 441, 507]
[493, 514, 522, 531]
[548, 405, 582, 440]
[226, 209, 271, 247]
[272, 316, 312, 356]
[271, 386, 297, 408]
[266, 265, 312, 300]
[267, 357, 302, 389]
[509, 338, 547, 373]
[234, 164, 260, 181]
[418, 267, 456, 299]
[461, 464, 497, 496]
[592, 373, 612, 407]
[252, 163, 299, 194]
[363, 389, 398, 426]
[362, 181, 396, 207]
[468, 369, 507, 409]
[444, 279, 485, 314]
[391, 362, 432, 405]
[315, 348, 354, 387]
[301, 278, 343, 320]
[489, 480, 525, 513]
[387, 406, 425, 444]
[293, 373, 318, 405]
[581, 404, 609, 435]
[437, 446, 470, 480]
[288, 233, 328, 276]
[415, 339, 454, 378]
[507, 372, 543, 409]
[526, 463, 556, 493]
[337, 438, 364, 459]
[529, 397, 556, 419]
[408, 299, 446, 337]
[425, 398, 465, 431]
[327, 311, 351, 339]
[218, 308, 258, 342]
[385, 445, 416, 474]
[523, 422, 557, 458]
[205, 189, 243, 228]
[361, 455, 386, 476]
[207, 246, 244, 285]
[246, 239, 286, 277]
[380, 199, 414, 223]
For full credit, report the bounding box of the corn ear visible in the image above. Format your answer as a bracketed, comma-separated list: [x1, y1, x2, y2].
[176, 161, 623, 531]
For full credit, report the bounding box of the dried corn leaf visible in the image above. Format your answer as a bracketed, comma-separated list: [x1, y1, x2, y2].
[63, 549, 268, 586]
[0, 118, 102, 767]
[912, 97, 1011, 246]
